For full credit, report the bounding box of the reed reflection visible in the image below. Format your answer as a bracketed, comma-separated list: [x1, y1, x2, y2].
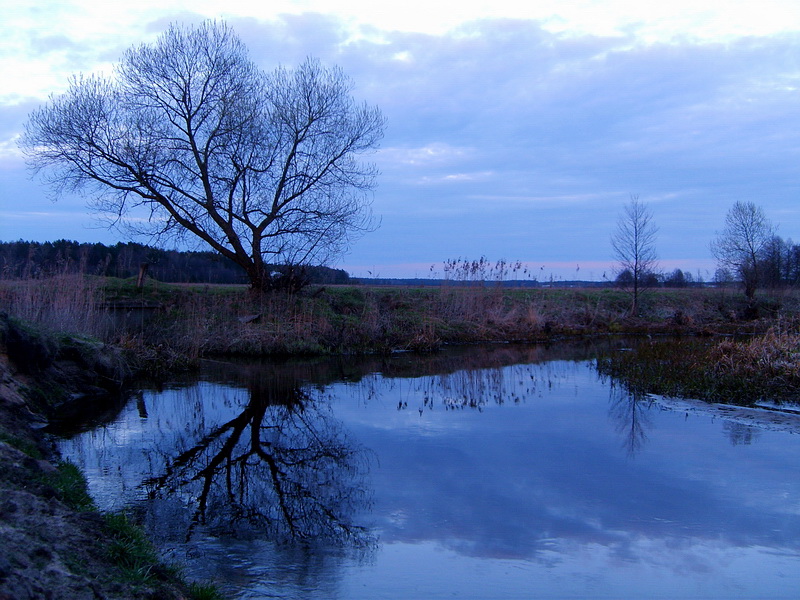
[141, 364, 374, 548]
[390, 359, 561, 414]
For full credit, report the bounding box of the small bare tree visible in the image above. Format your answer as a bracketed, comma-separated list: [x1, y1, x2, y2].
[711, 201, 775, 301]
[21, 22, 385, 292]
[611, 195, 658, 316]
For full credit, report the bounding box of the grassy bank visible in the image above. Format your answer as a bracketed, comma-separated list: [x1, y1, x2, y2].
[597, 326, 800, 405]
[2, 275, 796, 368]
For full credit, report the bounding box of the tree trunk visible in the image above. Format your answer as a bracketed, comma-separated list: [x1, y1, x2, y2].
[246, 264, 272, 294]
[136, 263, 149, 289]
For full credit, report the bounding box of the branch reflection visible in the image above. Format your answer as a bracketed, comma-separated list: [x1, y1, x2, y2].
[142, 365, 374, 548]
[724, 421, 760, 446]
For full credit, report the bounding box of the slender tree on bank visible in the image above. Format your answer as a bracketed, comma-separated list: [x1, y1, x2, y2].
[21, 22, 385, 292]
[611, 195, 658, 316]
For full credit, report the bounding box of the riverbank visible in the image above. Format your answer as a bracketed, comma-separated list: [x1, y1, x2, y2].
[597, 327, 800, 406]
[122, 282, 793, 360]
[0, 313, 220, 599]
[2, 275, 794, 367]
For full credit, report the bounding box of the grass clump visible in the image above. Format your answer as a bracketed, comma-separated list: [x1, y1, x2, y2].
[26, 457, 224, 597]
[188, 582, 226, 600]
[30, 458, 97, 511]
[49, 460, 97, 511]
[103, 511, 226, 598]
[104, 512, 169, 584]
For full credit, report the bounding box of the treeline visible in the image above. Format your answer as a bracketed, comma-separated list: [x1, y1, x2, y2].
[750, 235, 800, 288]
[616, 235, 800, 289]
[0, 240, 351, 285]
[353, 277, 614, 288]
[616, 268, 703, 288]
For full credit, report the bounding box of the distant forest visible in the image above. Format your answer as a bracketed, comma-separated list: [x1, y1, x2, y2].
[6, 237, 800, 290]
[0, 240, 351, 285]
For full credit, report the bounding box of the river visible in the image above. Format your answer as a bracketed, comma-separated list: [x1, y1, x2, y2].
[57, 341, 800, 599]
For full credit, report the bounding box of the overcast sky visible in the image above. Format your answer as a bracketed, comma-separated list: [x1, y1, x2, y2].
[2, 1, 799, 280]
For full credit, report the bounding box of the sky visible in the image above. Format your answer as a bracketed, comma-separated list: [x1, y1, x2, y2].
[2, 1, 800, 281]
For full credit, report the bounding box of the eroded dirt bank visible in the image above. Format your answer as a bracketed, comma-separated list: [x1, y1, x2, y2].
[0, 313, 194, 600]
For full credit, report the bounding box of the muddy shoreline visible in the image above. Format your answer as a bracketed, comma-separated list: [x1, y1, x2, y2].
[650, 394, 800, 435]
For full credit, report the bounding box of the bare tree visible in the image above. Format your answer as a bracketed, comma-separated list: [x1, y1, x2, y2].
[711, 201, 775, 301]
[611, 195, 658, 316]
[21, 22, 385, 291]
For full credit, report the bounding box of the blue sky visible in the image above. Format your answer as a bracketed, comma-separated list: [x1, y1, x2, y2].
[2, 1, 799, 280]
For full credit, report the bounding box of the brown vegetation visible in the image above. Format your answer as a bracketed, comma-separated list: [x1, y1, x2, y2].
[1, 274, 796, 369]
[597, 323, 800, 405]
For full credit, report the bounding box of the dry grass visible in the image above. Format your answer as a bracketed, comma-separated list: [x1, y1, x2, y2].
[2, 273, 799, 373]
[710, 326, 800, 381]
[0, 274, 109, 340]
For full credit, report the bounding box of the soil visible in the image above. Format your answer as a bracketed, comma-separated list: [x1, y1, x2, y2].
[0, 313, 194, 600]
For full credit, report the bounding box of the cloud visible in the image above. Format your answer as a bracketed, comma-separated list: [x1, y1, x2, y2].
[2, 11, 799, 276]
[378, 143, 474, 169]
[333, 21, 800, 270]
[350, 361, 800, 567]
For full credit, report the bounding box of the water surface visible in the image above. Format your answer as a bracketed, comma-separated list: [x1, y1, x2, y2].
[58, 342, 800, 599]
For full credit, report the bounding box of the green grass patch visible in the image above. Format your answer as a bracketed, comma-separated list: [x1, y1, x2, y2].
[0, 431, 43, 459]
[104, 511, 167, 584]
[102, 511, 224, 596]
[188, 582, 226, 600]
[50, 460, 97, 511]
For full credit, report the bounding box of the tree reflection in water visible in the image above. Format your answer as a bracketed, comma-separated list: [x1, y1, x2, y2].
[723, 420, 760, 446]
[141, 364, 374, 549]
[607, 383, 654, 457]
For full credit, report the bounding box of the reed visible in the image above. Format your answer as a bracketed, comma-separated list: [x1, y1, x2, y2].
[597, 324, 800, 405]
[0, 274, 109, 340]
[710, 326, 800, 381]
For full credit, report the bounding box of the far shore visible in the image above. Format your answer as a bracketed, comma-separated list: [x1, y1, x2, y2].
[3, 275, 793, 367]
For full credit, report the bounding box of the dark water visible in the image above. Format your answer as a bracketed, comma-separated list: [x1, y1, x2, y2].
[57, 342, 800, 599]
